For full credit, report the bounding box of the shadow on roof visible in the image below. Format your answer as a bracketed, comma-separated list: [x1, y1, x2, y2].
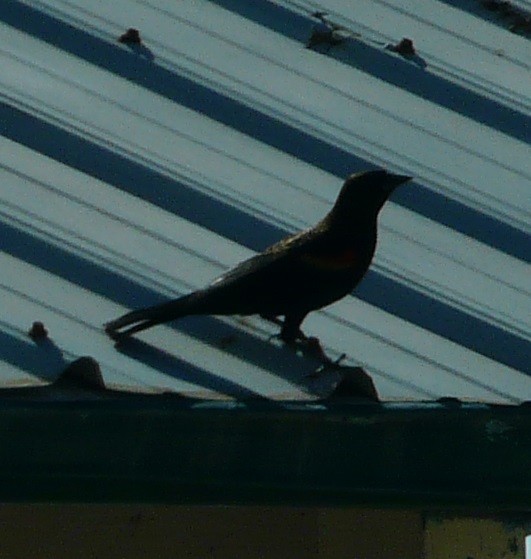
[0, 330, 66, 382]
[210, 0, 530, 142]
[0, 3, 529, 262]
[0, 209, 529, 381]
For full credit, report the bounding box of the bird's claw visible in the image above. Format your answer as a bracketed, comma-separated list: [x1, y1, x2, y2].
[305, 349, 347, 379]
[272, 328, 346, 376]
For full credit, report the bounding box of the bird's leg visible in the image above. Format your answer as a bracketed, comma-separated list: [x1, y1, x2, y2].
[261, 313, 313, 345]
[280, 315, 344, 368]
[260, 314, 338, 366]
[260, 313, 284, 329]
[279, 313, 307, 344]
[260, 314, 288, 342]
[260, 313, 306, 342]
[305, 352, 347, 379]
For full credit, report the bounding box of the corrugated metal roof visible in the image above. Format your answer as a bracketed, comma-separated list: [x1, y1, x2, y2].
[1, 0, 530, 403]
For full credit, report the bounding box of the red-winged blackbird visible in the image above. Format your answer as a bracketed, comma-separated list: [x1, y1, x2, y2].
[105, 170, 411, 343]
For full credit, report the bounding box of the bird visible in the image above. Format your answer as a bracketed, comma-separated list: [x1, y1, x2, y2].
[105, 170, 411, 346]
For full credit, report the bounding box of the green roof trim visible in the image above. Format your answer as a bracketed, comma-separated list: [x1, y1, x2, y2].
[1, 395, 530, 507]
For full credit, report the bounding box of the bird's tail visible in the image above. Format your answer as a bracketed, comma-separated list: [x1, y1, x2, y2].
[104, 294, 196, 340]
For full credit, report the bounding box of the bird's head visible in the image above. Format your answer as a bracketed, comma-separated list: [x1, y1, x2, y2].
[328, 170, 412, 226]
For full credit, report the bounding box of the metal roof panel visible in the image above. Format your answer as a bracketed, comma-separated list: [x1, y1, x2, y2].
[1, 0, 529, 403]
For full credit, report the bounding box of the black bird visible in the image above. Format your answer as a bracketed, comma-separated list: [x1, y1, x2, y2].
[105, 170, 411, 344]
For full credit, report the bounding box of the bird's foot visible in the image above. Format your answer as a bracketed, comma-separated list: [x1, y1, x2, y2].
[262, 316, 343, 370]
[303, 338, 346, 378]
[281, 330, 346, 373]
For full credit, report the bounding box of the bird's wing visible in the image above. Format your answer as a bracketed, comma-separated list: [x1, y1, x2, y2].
[207, 231, 309, 288]
[208, 249, 288, 288]
[266, 225, 359, 271]
[209, 224, 357, 289]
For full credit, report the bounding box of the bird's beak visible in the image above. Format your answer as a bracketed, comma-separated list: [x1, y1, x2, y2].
[389, 173, 413, 186]
[383, 173, 412, 195]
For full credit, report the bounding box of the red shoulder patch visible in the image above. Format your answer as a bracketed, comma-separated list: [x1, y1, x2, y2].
[300, 248, 357, 270]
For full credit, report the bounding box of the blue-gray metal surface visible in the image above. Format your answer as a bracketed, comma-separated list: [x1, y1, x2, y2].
[0, 0, 529, 403]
